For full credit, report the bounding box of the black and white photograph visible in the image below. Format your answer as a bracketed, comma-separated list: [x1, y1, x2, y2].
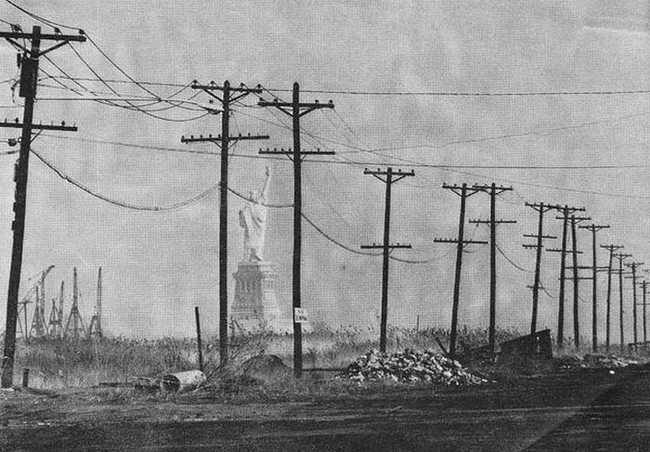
[2, 1, 650, 450]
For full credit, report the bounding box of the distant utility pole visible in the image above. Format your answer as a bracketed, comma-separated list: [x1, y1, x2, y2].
[258, 83, 334, 378]
[434, 183, 487, 358]
[600, 244, 622, 352]
[625, 261, 644, 348]
[578, 224, 609, 352]
[469, 183, 515, 356]
[182, 80, 267, 366]
[0, 25, 85, 388]
[638, 276, 649, 346]
[361, 167, 414, 352]
[523, 203, 559, 336]
[614, 253, 632, 353]
[546, 205, 585, 349]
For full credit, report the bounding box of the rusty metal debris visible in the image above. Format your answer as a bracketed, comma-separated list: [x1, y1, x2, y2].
[338, 349, 488, 385]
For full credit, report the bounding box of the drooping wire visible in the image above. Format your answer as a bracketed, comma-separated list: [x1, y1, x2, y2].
[31, 147, 219, 212]
[496, 243, 534, 273]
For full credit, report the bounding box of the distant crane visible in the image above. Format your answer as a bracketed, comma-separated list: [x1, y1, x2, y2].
[64, 267, 85, 339]
[47, 281, 65, 338]
[28, 265, 55, 339]
[88, 267, 103, 339]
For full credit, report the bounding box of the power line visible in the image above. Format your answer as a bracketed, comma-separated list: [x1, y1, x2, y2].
[262, 87, 650, 97]
[496, 243, 533, 273]
[31, 148, 219, 212]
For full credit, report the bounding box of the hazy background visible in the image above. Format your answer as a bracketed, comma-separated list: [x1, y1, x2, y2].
[1, 0, 649, 339]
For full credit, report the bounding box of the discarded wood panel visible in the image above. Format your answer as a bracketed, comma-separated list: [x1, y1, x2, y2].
[499, 329, 553, 360]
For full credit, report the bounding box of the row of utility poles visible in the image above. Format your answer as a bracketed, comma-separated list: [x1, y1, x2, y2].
[183, 81, 335, 379]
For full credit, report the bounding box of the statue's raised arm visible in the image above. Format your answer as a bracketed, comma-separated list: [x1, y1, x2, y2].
[257, 166, 271, 205]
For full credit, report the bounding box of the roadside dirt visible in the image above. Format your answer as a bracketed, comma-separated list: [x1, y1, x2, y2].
[2, 367, 649, 451]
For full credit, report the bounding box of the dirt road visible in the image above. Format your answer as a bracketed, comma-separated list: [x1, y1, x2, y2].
[2, 368, 650, 451]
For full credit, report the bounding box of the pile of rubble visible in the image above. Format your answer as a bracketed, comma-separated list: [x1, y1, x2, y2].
[338, 349, 488, 385]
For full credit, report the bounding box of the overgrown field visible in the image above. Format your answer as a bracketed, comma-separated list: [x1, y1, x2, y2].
[4, 325, 626, 390]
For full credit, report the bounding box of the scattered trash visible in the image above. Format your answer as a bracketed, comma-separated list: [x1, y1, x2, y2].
[556, 354, 638, 370]
[338, 349, 488, 385]
[161, 370, 207, 393]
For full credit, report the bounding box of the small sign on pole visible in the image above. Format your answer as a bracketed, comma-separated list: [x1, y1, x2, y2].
[294, 307, 308, 323]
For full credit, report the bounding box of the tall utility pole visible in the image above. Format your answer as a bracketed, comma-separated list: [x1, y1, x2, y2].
[625, 261, 644, 348]
[600, 244, 622, 352]
[469, 183, 515, 356]
[258, 83, 334, 378]
[578, 224, 609, 352]
[182, 80, 266, 366]
[523, 203, 559, 336]
[614, 253, 632, 353]
[639, 277, 649, 346]
[546, 205, 585, 349]
[568, 214, 590, 348]
[361, 167, 414, 352]
[0, 26, 85, 388]
[434, 183, 487, 358]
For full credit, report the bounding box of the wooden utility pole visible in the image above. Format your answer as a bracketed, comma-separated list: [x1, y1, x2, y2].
[182, 80, 267, 366]
[625, 261, 644, 349]
[0, 26, 85, 388]
[614, 253, 632, 353]
[258, 83, 334, 378]
[639, 277, 649, 346]
[600, 245, 622, 352]
[578, 224, 609, 352]
[361, 167, 414, 352]
[523, 203, 559, 336]
[568, 215, 590, 348]
[469, 183, 515, 355]
[434, 183, 487, 358]
[546, 205, 585, 349]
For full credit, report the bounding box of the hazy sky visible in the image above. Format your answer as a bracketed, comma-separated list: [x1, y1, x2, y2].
[1, 1, 649, 339]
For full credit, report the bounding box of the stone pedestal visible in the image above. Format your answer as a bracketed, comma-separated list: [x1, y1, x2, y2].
[231, 261, 291, 334]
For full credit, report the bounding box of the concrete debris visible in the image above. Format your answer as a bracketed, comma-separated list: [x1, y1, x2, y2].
[338, 349, 488, 385]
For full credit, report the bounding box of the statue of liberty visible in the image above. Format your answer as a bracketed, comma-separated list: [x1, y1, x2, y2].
[239, 166, 271, 262]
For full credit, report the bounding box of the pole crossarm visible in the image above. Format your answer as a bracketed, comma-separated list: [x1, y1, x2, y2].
[469, 219, 517, 225]
[1, 30, 86, 58]
[434, 238, 488, 245]
[0, 120, 77, 131]
[258, 98, 334, 117]
[364, 168, 414, 184]
[472, 184, 512, 194]
[191, 81, 263, 104]
[361, 243, 412, 249]
[547, 248, 583, 254]
[259, 147, 335, 162]
[556, 215, 591, 222]
[442, 183, 482, 198]
[181, 133, 269, 146]
[525, 202, 563, 213]
[523, 233, 557, 239]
